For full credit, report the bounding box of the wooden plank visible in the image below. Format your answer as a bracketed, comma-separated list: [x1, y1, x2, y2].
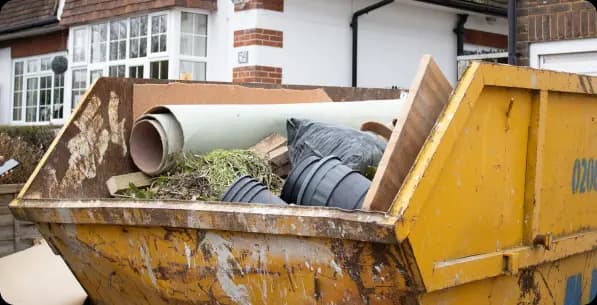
[0, 204, 10, 216]
[0, 214, 13, 227]
[250, 133, 287, 156]
[0, 225, 14, 241]
[0, 240, 14, 257]
[15, 224, 40, 240]
[362, 55, 453, 212]
[0, 194, 15, 204]
[0, 184, 23, 195]
[268, 146, 289, 167]
[15, 238, 36, 252]
[106, 172, 152, 196]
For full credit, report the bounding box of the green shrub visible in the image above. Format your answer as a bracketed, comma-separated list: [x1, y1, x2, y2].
[0, 126, 59, 184]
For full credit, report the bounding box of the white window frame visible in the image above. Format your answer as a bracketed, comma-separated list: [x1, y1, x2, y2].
[64, 8, 212, 115]
[173, 8, 209, 81]
[10, 52, 68, 125]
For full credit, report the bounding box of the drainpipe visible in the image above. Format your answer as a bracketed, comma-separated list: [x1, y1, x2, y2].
[350, 0, 394, 87]
[508, 0, 517, 65]
[454, 14, 469, 57]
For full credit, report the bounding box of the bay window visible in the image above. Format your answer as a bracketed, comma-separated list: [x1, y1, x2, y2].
[67, 9, 209, 112]
[11, 53, 66, 123]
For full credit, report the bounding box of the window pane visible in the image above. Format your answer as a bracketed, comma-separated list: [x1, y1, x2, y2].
[90, 69, 103, 83]
[151, 16, 159, 34]
[39, 75, 52, 122]
[150, 60, 168, 79]
[12, 62, 24, 121]
[40, 57, 52, 71]
[180, 12, 207, 57]
[53, 74, 64, 119]
[159, 35, 166, 52]
[180, 34, 192, 55]
[12, 90, 22, 121]
[140, 37, 147, 57]
[72, 69, 87, 109]
[27, 59, 39, 73]
[179, 60, 206, 81]
[159, 15, 167, 32]
[181, 12, 193, 33]
[119, 41, 126, 59]
[130, 17, 139, 37]
[110, 20, 127, 60]
[91, 23, 107, 63]
[109, 65, 125, 77]
[193, 36, 207, 57]
[14, 61, 23, 75]
[119, 20, 127, 38]
[194, 13, 207, 35]
[110, 43, 118, 60]
[110, 22, 118, 39]
[129, 65, 144, 78]
[130, 15, 148, 59]
[151, 15, 167, 53]
[25, 78, 38, 122]
[73, 28, 87, 62]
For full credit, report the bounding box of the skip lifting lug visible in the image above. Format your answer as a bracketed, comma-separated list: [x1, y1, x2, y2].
[533, 233, 553, 250]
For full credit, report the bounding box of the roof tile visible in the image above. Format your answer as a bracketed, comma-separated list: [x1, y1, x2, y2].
[0, 0, 58, 31]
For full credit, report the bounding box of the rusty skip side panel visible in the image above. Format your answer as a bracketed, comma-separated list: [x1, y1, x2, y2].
[23, 78, 137, 199]
[38, 222, 420, 305]
[11, 199, 399, 244]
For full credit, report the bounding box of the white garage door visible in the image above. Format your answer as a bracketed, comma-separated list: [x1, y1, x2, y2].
[530, 38, 597, 76]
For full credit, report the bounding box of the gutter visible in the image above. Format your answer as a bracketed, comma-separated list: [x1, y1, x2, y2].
[413, 0, 507, 17]
[350, 0, 394, 87]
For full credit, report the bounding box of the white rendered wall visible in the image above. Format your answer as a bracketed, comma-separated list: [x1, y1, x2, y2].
[228, 0, 507, 88]
[206, 1, 234, 82]
[0, 48, 11, 124]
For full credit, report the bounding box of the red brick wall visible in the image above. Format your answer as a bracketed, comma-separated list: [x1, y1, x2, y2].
[234, 28, 283, 47]
[233, 66, 282, 84]
[61, 0, 217, 25]
[0, 30, 68, 58]
[517, 1, 597, 66]
[235, 0, 283, 12]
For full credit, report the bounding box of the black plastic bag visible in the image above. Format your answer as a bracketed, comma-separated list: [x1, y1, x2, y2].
[286, 118, 386, 174]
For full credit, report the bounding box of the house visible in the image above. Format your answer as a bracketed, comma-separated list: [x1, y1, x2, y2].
[0, 0, 508, 126]
[516, 0, 597, 73]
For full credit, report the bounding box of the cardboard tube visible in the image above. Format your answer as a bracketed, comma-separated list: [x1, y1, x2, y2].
[130, 113, 183, 175]
[130, 100, 402, 175]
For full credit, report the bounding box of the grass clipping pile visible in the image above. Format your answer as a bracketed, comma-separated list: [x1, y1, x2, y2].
[126, 149, 283, 201]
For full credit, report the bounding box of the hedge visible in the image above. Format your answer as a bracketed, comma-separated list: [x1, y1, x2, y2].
[0, 126, 59, 184]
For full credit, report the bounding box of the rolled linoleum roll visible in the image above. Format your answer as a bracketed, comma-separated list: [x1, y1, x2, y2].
[130, 100, 403, 175]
